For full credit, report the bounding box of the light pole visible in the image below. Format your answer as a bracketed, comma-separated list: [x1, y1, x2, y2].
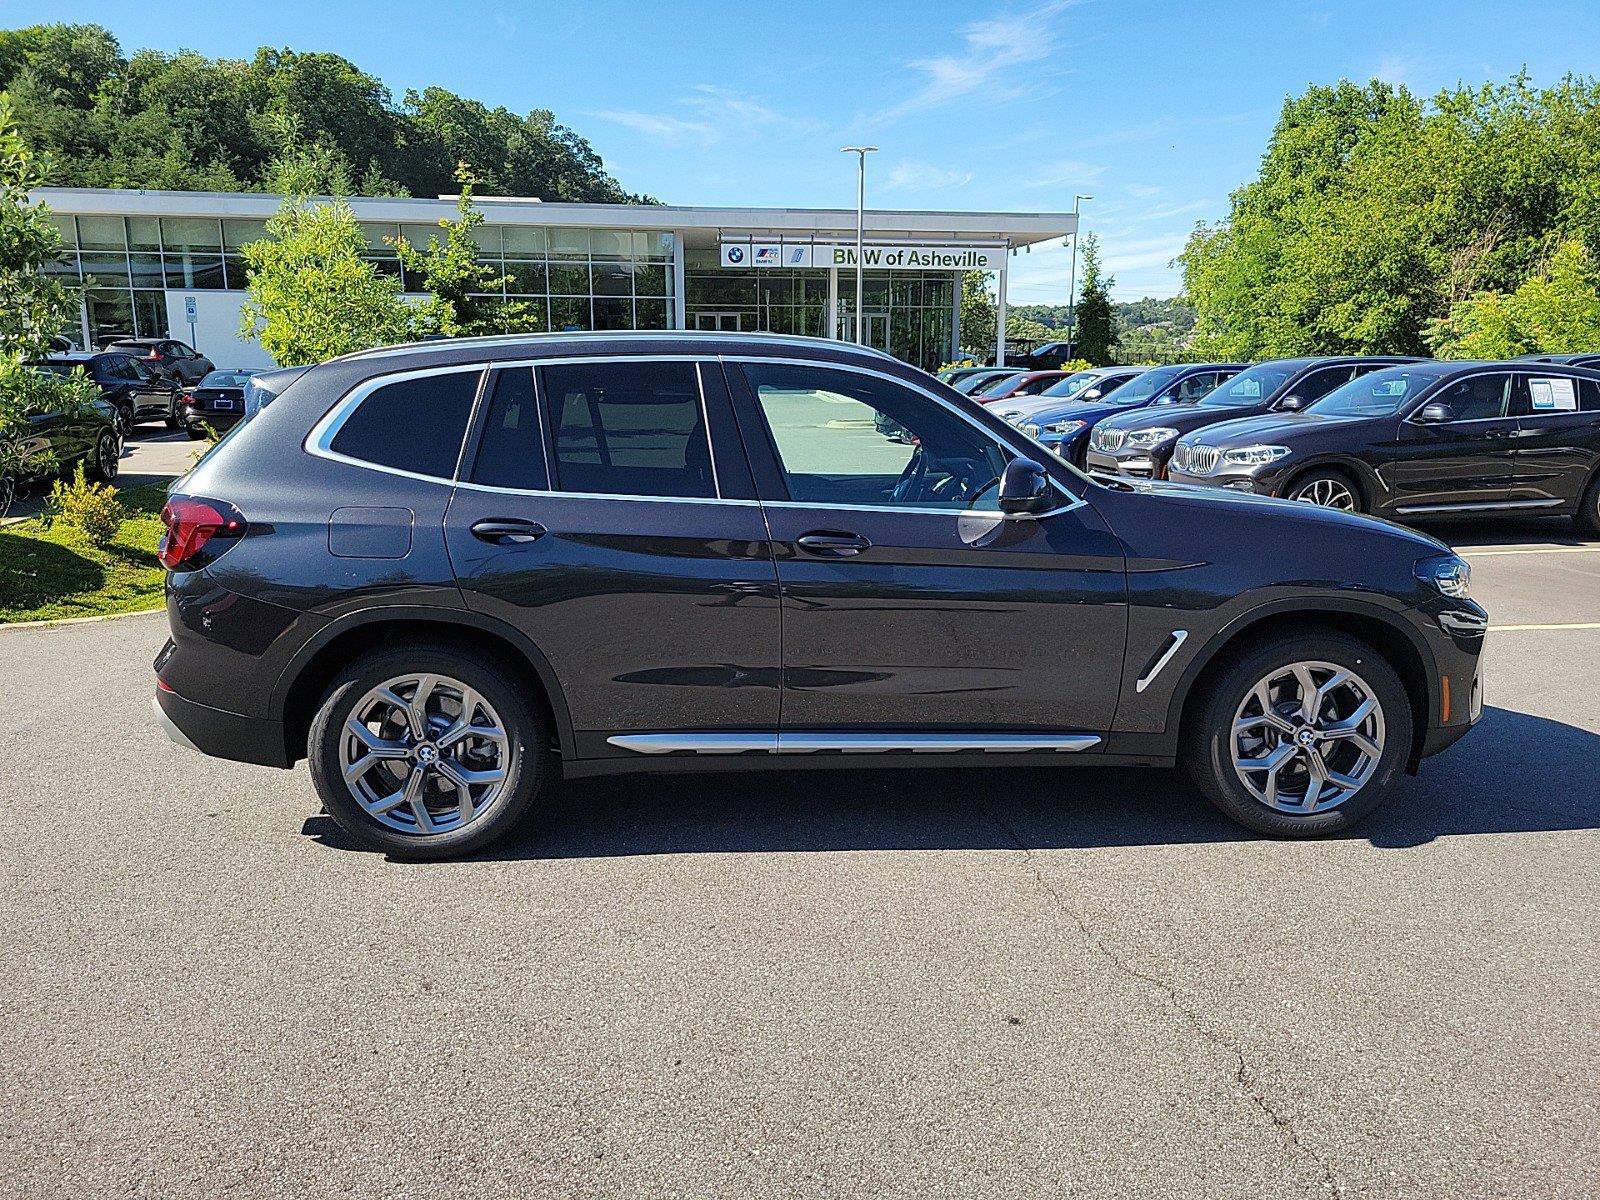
[1065, 193, 1093, 356]
[840, 146, 877, 344]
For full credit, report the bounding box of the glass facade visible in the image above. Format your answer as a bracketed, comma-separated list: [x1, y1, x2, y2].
[683, 247, 955, 370]
[47, 214, 676, 346]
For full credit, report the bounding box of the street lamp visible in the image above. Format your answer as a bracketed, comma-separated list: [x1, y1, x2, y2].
[840, 146, 877, 344]
[1065, 193, 1093, 356]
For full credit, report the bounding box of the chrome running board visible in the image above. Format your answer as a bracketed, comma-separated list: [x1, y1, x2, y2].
[606, 731, 1102, 755]
[1394, 497, 1564, 515]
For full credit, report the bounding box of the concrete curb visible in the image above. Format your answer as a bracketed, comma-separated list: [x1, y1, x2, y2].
[0, 605, 164, 632]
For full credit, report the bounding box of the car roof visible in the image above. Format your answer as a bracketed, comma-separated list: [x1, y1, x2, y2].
[332, 330, 902, 368]
[107, 337, 164, 346]
[1364, 359, 1600, 381]
[36, 351, 106, 363]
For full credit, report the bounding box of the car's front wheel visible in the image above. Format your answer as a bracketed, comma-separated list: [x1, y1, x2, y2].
[1183, 631, 1413, 837]
[307, 645, 552, 858]
[1286, 468, 1363, 513]
[88, 429, 121, 482]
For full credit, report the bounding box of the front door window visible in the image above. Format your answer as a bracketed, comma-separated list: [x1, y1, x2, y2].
[743, 362, 1012, 511]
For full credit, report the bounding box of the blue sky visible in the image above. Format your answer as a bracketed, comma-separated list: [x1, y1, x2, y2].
[21, 0, 1600, 301]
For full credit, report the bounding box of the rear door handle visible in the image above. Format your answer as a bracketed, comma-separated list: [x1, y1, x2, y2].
[470, 518, 547, 545]
[796, 531, 872, 557]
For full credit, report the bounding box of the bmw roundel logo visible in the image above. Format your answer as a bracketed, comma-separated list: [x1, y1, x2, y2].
[727, 246, 744, 263]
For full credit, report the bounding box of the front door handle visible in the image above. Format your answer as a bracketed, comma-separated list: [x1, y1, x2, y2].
[796, 531, 872, 557]
[470, 518, 547, 545]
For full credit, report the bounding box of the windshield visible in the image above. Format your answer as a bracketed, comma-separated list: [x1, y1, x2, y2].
[968, 371, 1024, 396]
[1198, 363, 1294, 408]
[201, 371, 253, 388]
[1037, 370, 1102, 399]
[952, 371, 1008, 394]
[1108, 366, 1183, 405]
[1310, 369, 1424, 418]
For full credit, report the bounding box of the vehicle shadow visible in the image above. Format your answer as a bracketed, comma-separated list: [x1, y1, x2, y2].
[1419, 514, 1596, 549]
[301, 705, 1599, 860]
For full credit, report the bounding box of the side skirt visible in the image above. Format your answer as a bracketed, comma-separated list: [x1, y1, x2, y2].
[605, 731, 1103, 755]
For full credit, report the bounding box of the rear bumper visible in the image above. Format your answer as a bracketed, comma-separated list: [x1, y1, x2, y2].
[154, 684, 290, 768]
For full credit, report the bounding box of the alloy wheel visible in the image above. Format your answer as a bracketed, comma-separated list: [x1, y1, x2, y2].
[338, 672, 511, 837]
[99, 433, 120, 479]
[1229, 660, 1386, 814]
[1291, 477, 1357, 510]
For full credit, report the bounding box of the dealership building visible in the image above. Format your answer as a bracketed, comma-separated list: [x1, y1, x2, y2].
[36, 187, 1075, 371]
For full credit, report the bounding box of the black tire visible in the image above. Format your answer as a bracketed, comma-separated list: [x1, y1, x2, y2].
[164, 401, 181, 430]
[1283, 467, 1364, 513]
[88, 429, 121, 482]
[113, 403, 133, 438]
[1182, 630, 1413, 837]
[307, 643, 551, 859]
[185, 425, 207, 441]
[1574, 473, 1600, 538]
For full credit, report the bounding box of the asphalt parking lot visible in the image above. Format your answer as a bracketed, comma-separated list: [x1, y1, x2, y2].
[2, 520, 1597, 1198]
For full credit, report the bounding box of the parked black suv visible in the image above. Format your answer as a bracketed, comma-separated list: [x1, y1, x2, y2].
[1168, 360, 1600, 530]
[33, 350, 179, 433]
[1087, 357, 1421, 479]
[1, 371, 121, 504]
[154, 333, 1486, 858]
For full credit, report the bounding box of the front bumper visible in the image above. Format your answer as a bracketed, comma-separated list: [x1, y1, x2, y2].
[1085, 447, 1166, 478]
[1165, 464, 1283, 493]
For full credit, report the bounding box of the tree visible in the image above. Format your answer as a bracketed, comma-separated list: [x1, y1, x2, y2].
[1428, 240, 1600, 358]
[238, 146, 416, 366]
[1180, 73, 1600, 358]
[1073, 234, 1118, 365]
[390, 163, 535, 336]
[0, 22, 642, 202]
[0, 96, 98, 501]
[959, 270, 995, 357]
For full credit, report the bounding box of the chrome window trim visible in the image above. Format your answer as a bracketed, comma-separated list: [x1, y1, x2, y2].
[305, 362, 487, 488]
[724, 354, 1089, 518]
[306, 350, 1091, 518]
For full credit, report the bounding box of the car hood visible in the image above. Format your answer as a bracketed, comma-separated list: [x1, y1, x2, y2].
[1180, 410, 1378, 447]
[1102, 476, 1451, 554]
[1096, 400, 1273, 436]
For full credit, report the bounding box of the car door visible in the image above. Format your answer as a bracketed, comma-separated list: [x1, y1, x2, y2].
[1390, 371, 1519, 509]
[726, 357, 1127, 737]
[128, 356, 175, 416]
[1505, 372, 1600, 508]
[443, 357, 781, 757]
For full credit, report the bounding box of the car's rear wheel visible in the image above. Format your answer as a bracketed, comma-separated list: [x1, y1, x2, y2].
[1286, 468, 1363, 513]
[112, 403, 133, 437]
[1575, 472, 1600, 537]
[307, 645, 551, 859]
[1183, 631, 1412, 836]
[88, 430, 121, 482]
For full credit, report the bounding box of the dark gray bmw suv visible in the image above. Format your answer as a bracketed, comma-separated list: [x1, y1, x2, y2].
[154, 333, 1487, 858]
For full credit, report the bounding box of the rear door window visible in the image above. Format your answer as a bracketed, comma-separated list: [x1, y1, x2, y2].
[329, 368, 481, 480]
[540, 360, 715, 499]
[470, 367, 548, 490]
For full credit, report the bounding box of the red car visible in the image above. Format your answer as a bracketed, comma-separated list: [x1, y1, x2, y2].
[970, 370, 1078, 403]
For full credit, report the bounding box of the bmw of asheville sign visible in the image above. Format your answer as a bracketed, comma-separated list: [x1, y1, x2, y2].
[719, 241, 1005, 270]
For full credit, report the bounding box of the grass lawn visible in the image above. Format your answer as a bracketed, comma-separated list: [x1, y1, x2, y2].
[0, 484, 169, 624]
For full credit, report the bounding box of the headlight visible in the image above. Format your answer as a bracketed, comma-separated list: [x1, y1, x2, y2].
[1126, 427, 1178, 449]
[1220, 445, 1292, 467]
[1045, 419, 1087, 435]
[1415, 554, 1471, 599]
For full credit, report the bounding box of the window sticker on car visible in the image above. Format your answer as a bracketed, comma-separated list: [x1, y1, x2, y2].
[1372, 380, 1410, 396]
[1529, 377, 1577, 412]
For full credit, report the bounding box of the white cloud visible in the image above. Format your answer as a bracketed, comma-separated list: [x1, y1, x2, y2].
[683, 85, 821, 136]
[1020, 160, 1107, 189]
[878, 0, 1078, 122]
[591, 109, 714, 145]
[882, 160, 975, 192]
[1126, 183, 1161, 199]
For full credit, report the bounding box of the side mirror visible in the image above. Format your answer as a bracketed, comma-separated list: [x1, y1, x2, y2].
[998, 457, 1052, 515]
[1415, 402, 1454, 424]
[1276, 394, 1306, 412]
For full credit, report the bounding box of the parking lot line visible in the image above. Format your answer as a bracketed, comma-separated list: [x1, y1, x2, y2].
[1488, 621, 1600, 631]
[1461, 546, 1600, 557]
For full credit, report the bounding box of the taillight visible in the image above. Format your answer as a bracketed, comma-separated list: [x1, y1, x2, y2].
[146, 351, 161, 360]
[159, 494, 247, 571]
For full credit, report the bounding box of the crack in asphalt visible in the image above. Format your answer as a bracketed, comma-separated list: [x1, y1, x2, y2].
[990, 812, 1344, 1198]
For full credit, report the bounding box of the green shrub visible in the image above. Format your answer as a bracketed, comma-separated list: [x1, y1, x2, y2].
[45, 463, 126, 547]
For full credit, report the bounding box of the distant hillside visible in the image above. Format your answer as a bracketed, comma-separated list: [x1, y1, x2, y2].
[0, 22, 646, 202]
[1011, 296, 1197, 336]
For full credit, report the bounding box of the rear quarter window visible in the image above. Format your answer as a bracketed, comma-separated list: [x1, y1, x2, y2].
[329, 369, 481, 479]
